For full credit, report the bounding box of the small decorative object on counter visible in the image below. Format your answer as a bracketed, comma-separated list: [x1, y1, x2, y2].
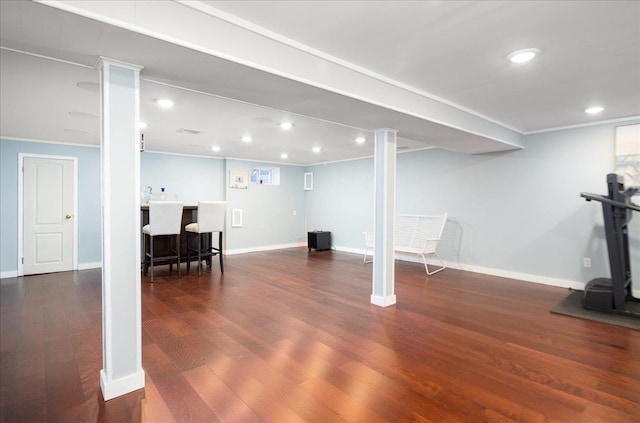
[141, 186, 153, 205]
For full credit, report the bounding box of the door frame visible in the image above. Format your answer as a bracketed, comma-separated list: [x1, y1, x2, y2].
[18, 153, 79, 277]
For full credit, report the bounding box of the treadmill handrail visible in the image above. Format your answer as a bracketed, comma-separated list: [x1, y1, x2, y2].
[580, 192, 640, 212]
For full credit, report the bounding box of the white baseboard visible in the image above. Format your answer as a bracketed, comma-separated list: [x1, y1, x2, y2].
[452, 262, 585, 290]
[78, 261, 102, 270]
[225, 242, 306, 255]
[333, 245, 364, 255]
[100, 368, 145, 401]
[0, 270, 18, 279]
[1, 262, 102, 279]
[393, 252, 586, 289]
[335, 245, 586, 290]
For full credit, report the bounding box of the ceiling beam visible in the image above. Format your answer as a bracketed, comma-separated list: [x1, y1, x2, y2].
[38, 0, 524, 153]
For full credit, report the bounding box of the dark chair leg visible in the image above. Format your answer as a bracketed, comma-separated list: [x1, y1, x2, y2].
[177, 233, 181, 279]
[197, 233, 202, 276]
[186, 232, 191, 272]
[150, 235, 154, 283]
[206, 233, 212, 269]
[143, 233, 149, 276]
[219, 231, 224, 273]
[169, 235, 173, 274]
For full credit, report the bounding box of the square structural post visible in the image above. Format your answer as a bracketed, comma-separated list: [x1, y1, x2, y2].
[97, 57, 145, 400]
[371, 128, 397, 307]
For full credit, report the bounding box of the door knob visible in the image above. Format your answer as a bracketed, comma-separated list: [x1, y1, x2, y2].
[65, 214, 72, 219]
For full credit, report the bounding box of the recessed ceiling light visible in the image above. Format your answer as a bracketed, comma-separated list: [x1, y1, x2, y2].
[211, 146, 221, 152]
[241, 135, 252, 143]
[312, 146, 321, 153]
[585, 106, 604, 114]
[280, 153, 288, 159]
[280, 122, 293, 130]
[138, 122, 148, 129]
[156, 99, 174, 109]
[507, 48, 539, 64]
[356, 137, 366, 144]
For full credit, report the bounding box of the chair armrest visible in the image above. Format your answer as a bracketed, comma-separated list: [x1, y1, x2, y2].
[363, 231, 375, 247]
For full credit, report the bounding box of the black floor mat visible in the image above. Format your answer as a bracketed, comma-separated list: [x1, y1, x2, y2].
[550, 290, 640, 331]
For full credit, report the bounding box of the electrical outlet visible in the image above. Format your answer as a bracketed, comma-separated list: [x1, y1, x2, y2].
[293, 210, 297, 216]
[583, 257, 591, 268]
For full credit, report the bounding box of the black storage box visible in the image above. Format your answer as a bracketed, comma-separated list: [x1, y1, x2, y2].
[308, 231, 331, 251]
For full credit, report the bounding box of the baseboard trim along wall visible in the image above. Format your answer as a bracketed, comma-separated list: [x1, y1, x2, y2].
[334, 245, 586, 291]
[225, 242, 307, 255]
[332, 245, 363, 255]
[0, 262, 102, 279]
[78, 262, 103, 270]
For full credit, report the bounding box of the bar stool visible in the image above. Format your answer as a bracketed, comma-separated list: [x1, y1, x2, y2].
[142, 201, 184, 282]
[185, 201, 226, 275]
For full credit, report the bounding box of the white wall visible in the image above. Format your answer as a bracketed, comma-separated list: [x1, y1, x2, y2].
[305, 120, 640, 289]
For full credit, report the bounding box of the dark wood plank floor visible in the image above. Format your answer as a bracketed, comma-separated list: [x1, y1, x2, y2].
[1, 248, 639, 422]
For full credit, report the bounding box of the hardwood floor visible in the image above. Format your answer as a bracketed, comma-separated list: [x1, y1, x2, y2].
[1, 248, 639, 422]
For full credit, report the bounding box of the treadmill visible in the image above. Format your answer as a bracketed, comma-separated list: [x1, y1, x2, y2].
[580, 173, 640, 317]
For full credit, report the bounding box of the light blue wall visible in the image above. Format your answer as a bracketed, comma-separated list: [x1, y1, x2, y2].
[225, 159, 306, 250]
[1, 143, 308, 275]
[0, 139, 102, 274]
[140, 152, 225, 204]
[305, 158, 374, 249]
[141, 154, 307, 250]
[305, 120, 640, 287]
[4, 120, 637, 289]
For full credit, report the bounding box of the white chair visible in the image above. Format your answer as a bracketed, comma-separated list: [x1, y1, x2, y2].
[185, 201, 226, 275]
[411, 214, 448, 275]
[363, 231, 375, 264]
[363, 213, 448, 275]
[142, 201, 184, 283]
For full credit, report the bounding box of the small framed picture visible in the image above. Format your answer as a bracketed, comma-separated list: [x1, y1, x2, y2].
[229, 170, 248, 189]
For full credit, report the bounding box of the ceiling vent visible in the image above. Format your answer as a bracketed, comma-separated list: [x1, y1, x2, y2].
[177, 128, 201, 135]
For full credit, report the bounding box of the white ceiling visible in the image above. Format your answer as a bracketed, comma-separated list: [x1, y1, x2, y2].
[206, 0, 640, 132]
[1, 0, 639, 165]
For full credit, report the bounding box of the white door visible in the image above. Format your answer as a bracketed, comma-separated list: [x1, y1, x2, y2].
[23, 157, 75, 275]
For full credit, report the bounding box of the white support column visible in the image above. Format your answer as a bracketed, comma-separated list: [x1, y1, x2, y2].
[97, 57, 145, 401]
[371, 129, 397, 307]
